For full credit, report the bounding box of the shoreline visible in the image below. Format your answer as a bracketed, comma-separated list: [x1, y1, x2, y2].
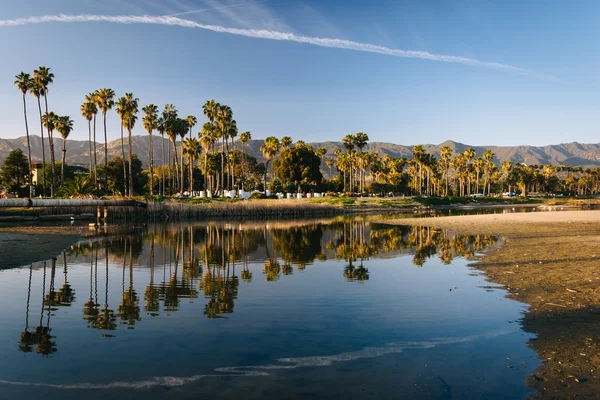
[383, 210, 600, 398]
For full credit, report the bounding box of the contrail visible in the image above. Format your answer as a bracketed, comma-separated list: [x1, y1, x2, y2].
[0, 13, 544, 78]
[165, 0, 269, 17]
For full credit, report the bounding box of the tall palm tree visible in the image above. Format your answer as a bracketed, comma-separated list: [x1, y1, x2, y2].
[14, 72, 33, 197]
[342, 134, 356, 192]
[34, 67, 55, 196]
[183, 138, 202, 195]
[41, 112, 58, 195]
[143, 104, 159, 196]
[123, 93, 139, 197]
[239, 131, 251, 184]
[411, 145, 425, 195]
[187, 115, 197, 139]
[87, 92, 99, 186]
[353, 132, 369, 192]
[55, 115, 73, 186]
[163, 104, 179, 193]
[115, 95, 129, 194]
[482, 150, 495, 196]
[200, 122, 216, 193]
[439, 146, 453, 196]
[260, 136, 281, 190]
[216, 105, 234, 195]
[156, 117, 166, 195]
[95, 88, 115, 192]
[81, 99, 97, 180]
[29, 80, 47, 196]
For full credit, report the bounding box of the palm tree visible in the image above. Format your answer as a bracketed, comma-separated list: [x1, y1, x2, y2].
[440, 146, 453, 196]
[239, 131, 251, 184]
[80, 99, 97, 180]
[326, 157, 335, 178]
[353, 132, 369, 192]
[200, 122, 216, 193]
[123, 93, 139, 197]
[260, 136, 281, 190]
[115, 95, 129, 194]
[482, 150, 495, 196]
[95, 88, 115, 192]
[411, 145, 425, 195]
[14, 72, 33, 197]
[156, 117, 166, 195]
[187, 115, 197, 139]
[183, 138, 202, 195]
[281, 136, 292, 149]
[33, 66, 55, 196]
[55, 115, 73, 187]
[315, 147, 327, 177]
[216, 105, 234, 195]
[163, 104, 179, 193]
[472, 157, 485, 195]
[29, 80, 47, 196]
[143, 104, 159, 196]
[342, 134, 356, 192]
[87, 92, 99, 185]
[41, 112, 58, 195]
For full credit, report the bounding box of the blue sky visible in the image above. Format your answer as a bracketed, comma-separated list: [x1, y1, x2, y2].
[0, 0, 599, 146]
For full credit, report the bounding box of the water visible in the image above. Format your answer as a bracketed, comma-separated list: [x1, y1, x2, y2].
[0, 218, 539, 399]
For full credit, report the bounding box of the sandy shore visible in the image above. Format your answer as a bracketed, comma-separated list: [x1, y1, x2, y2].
[0, 226, 85, 270]
[385, 210, 600, 399]
[386, 210, 600, 236]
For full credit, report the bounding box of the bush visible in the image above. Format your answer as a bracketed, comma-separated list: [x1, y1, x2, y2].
[249, 192, 267, 200]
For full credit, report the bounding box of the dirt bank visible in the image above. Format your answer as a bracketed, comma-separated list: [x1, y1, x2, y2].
[0, 226, 84, 269]
[385, 210, 600, 399]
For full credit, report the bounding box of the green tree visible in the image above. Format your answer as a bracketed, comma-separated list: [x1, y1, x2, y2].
[1, 149, 30, 192]
[273, 142, 323, 189]
[81, 98, 97, 182]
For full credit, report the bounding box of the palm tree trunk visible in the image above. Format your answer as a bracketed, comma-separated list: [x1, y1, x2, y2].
[172, 139, 180, 193]
[148, 130, 153, 196]
[121, 124, 127, 196]
[161, 133, 166, 195]
[61, 139, 67, 187]
[180, 142, 184, 194]
[21, 93, 33, 198]
[93, 114, 97, 186]
[128, 128, 134, 197]
[88, 119, 93, 180]
[204, 152, 209, 192]
[37, 98, 47, 197]
[221, 139, 225, 196]
[189, 156, 193, 195]
[103, 112, 108, 193]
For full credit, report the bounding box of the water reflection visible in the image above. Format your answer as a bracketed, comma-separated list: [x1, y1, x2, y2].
[16, 218, 499, 356]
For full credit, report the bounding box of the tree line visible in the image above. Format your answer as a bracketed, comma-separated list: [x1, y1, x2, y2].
[8, 66, 600, 198]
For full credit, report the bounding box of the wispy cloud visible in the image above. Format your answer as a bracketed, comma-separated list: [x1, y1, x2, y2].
[0, 13, 546, 78]
[165, 0, 269, 18]
[0, 329, 514, 390]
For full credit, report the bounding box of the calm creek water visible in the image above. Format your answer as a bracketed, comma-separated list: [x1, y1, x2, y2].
[0, 217, 539, 399]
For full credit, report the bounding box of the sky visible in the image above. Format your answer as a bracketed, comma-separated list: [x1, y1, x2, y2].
[0, 0, 599, 146]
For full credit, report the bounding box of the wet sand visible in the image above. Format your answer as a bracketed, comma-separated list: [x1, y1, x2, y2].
[0, 226, 83, 269]
[386, 210, 600, 399]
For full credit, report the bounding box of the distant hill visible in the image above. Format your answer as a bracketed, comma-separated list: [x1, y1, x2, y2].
[1, 135, 600, 168]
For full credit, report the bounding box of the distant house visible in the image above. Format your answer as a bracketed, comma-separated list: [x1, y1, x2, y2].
[31, 163, 44, 185]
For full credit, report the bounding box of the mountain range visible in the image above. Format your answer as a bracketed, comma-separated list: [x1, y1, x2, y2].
[1, 135, 600, 168]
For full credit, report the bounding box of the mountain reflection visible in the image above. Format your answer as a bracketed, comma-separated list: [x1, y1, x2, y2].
[17, 218, 498, 355]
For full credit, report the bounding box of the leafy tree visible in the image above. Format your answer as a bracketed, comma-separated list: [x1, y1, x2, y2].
[99, 155, 147, 196]
[273, 142, 323, 190]
[1, 149, 30, 193]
